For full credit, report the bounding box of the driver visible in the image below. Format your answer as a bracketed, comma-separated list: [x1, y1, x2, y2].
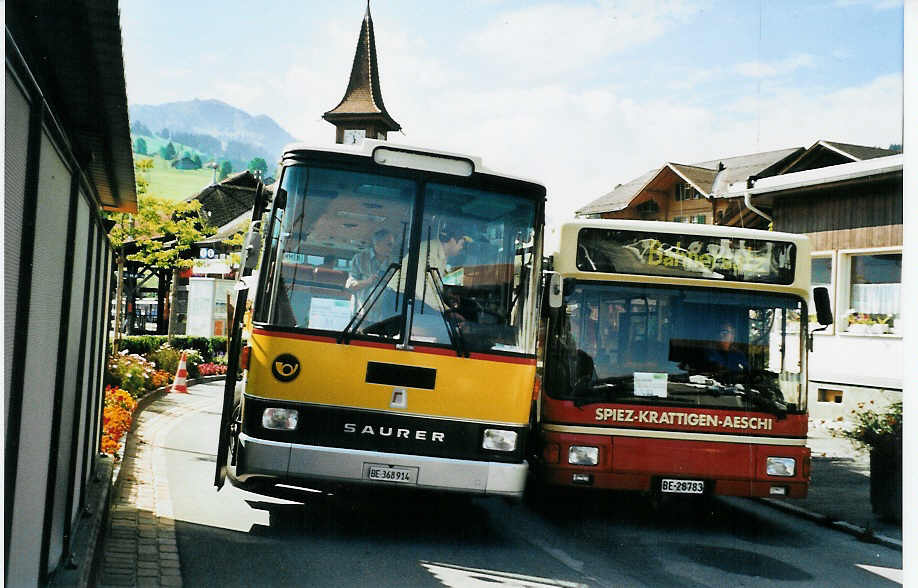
[705, 321, 748, 372]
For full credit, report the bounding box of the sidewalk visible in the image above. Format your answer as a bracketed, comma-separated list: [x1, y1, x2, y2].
[761, 418, 902, 550]
[92, 380, 223, 587]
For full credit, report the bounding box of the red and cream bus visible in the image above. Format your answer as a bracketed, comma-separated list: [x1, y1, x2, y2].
[534, 219, 832, 498]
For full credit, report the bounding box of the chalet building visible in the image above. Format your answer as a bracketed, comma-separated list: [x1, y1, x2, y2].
[575, 147, 804, 228]
[577, 140, 903, 420]
[576, 141, 899, 230]
[740, 151, 903, 420]
[323, 3, 401, 144]
[173, 171, 272, 337]
[170, 156, 199, 170]
[5, 1, 137, 584]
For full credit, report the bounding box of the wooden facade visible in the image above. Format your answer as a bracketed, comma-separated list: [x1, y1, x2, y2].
[771, 177, 903, 249]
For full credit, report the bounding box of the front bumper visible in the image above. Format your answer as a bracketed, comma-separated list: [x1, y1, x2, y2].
[232, 433, 528, 497]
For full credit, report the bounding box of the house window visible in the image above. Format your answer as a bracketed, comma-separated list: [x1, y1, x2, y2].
[675, 183, 700, 201]
[843, 252, 900, 335]
[809, 255, 834, 333]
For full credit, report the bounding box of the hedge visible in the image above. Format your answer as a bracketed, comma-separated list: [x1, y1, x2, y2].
[113, 335, 228, 363]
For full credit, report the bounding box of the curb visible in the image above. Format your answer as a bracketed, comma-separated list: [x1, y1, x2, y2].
[82, 375, 226, 588]
[758, 497, 902, 551]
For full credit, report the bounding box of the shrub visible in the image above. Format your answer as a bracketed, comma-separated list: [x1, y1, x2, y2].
[151, 370, 172, 389]
[116, 335, 226, 363]
[101, 386, 138, 456]
[839, 401, 902, 453]
[197, 362, 227, 376]
[148, 343, 182, 374]
[107, 351, 156, 398]
[181, 349, 205, 379]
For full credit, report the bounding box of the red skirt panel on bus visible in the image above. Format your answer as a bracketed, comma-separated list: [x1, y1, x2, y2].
[538, 431, 810, 497]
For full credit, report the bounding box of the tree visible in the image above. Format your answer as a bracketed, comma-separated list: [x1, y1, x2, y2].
[192, 154, 203, 169]
[248, 157, 268, 176]
[134, 137, 148, 155]
[135, 157, 154, 173]
[159, 127, 170, 138]
[108, 163, 216, 340]
[219, 160, 233, 181]
[160, 141, 177, 160]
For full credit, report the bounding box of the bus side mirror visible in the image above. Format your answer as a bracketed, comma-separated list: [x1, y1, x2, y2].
[813, 287, 833, 326]
[242, 221, 262, 272]
[548, 273, 563, 309]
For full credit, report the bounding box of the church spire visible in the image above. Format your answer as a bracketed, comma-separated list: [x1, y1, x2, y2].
[323, 2, 401, 144]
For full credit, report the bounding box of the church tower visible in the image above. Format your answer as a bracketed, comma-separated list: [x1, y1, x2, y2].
[323, 3, 401, 144]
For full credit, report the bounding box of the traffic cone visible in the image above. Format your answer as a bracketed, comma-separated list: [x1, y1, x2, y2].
[171, 351, 189, 394]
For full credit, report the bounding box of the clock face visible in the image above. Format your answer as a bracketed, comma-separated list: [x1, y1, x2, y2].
[343, 129, 366, 144]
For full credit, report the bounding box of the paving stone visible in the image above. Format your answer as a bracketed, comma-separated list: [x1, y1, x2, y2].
[100, 572, 136, 585]
[108, 542, 137, 553]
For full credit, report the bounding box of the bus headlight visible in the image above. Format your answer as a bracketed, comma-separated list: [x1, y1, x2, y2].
[568, 446, 599, 466]
[482, 429, 518, 452]
[766, 457, 795, 477]
[262, 408, 298, 430]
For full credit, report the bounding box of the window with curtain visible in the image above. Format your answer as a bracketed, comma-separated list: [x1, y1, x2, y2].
[845, 253, 900, 335]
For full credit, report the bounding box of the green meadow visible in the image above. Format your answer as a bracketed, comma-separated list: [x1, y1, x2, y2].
[135, 154, 215, 202]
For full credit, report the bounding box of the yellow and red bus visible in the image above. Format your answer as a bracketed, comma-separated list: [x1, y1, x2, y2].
[534, 219, 832, 498]
[215, 140, 545, 498]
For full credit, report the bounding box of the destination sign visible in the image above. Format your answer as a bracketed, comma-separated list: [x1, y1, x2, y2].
[576, 228, 796, 285]
[594, 407, 775, 431]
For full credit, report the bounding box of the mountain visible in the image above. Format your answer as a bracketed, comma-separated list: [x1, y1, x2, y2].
[128, 99, 298, 168]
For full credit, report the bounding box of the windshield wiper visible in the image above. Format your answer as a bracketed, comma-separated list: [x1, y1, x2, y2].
[338, 262, 400, 344]
[426, 267, 468, 357]
[686, 374, 787, 416]
[571, 375, 633, 407]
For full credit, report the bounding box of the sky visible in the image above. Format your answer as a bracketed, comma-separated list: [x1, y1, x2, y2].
[120, 0, 904, 225]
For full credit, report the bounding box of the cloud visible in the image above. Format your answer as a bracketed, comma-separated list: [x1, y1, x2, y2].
[378, 71, 903, 225]
[464, 1, 701, 81]
[734, 54, 817, 78]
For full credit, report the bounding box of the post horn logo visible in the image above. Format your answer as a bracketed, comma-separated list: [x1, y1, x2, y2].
[271, 354, 300, 382]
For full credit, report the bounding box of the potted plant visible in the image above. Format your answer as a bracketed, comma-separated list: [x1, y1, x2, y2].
[870, 314, 892, 335]
[840, 401, 902, 521]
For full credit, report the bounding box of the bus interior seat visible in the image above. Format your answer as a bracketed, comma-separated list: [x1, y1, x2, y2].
[314, 267, 349, 289]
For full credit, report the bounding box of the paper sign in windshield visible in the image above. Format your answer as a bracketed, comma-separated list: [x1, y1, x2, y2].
[633, 372, 668, 397]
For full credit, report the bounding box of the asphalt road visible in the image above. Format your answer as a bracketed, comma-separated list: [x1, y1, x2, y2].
[160, 384, 902, 587]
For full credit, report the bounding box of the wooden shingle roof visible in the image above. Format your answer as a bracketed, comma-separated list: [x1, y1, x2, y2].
[185, 171, 272, 229]
[778, 140, 900, 174]
[323, 4, 400, 132]
[575, 147, 802, 216]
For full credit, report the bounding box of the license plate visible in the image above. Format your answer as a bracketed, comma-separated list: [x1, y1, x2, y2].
[365, 464, 418, 484]
[661, 479, 705, 494]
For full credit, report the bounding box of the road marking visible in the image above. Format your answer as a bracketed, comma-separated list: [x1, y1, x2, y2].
[420, 561, 588, 587]
[857, 564, 903, 584]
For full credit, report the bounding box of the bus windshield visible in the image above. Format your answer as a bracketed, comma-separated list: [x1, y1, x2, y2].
[543, 282, 807, 414]
[259, 164, 540, 355]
